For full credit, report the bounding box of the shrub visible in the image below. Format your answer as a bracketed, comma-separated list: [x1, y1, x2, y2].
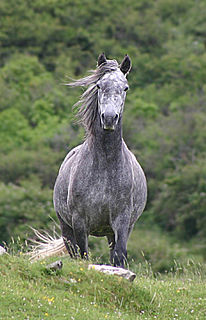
[0, 177, 56, 244]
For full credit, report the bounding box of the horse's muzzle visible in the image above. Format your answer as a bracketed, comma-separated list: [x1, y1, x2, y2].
[101, 112, 119, 131]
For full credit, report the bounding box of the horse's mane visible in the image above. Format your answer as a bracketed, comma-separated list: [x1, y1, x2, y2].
[66, 59, 119, 134]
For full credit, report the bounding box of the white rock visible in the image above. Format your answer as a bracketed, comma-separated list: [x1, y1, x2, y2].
[88, 264, 136, 282]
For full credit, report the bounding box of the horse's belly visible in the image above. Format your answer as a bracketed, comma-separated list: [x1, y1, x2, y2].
[70, 191, 112, 230]
[90, 225, 113, 237]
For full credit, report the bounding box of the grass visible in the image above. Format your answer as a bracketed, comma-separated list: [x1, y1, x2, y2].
[0, 252, 206, 320]
[89, 227, 205, 274]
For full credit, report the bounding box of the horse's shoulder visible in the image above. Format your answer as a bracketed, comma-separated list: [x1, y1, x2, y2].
[59, 144, 82, 172]
[123, 141, 138, 165]
[123, 141, 146, 179]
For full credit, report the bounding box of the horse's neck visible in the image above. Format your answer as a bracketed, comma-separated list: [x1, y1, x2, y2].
[89, 115, 123, 161]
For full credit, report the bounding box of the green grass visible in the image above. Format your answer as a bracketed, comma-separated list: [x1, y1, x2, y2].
[89, 227, 205, 274]
[0, 253, 206, 320]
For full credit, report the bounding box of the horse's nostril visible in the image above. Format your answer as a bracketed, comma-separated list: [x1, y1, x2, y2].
[114, 114, 119, 121]
[101, 113, 105, 121]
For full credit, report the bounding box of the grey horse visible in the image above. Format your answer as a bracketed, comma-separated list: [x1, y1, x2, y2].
[53, 53, 147, 267]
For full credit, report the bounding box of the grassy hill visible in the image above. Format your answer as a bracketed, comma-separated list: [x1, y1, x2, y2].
[0, 253, 206, 320]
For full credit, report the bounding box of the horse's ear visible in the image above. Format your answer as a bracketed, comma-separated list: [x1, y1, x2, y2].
[98, 53, 107, 66]
[120, 54, 132, 75]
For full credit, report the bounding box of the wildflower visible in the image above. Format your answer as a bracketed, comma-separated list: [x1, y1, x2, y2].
[48, 297, 55, 304]
[177, 287, 186, 293]
[80, 268, 84, 271]
[45, 312, 49, 316]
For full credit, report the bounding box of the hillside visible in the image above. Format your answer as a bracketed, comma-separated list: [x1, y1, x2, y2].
[0, 254, 206, 320]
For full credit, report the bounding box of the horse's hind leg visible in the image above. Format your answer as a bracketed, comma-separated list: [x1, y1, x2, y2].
[107, 234, 115, 265]
[57, 212, 77, 257]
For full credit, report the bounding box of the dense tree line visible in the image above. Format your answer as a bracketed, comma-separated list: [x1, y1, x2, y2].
[0, 0, 206, 254]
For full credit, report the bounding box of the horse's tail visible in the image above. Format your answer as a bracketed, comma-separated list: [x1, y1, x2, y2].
[27, 228, 67, 262]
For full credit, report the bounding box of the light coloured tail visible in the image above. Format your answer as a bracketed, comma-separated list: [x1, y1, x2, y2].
[27, 228, 67, 262]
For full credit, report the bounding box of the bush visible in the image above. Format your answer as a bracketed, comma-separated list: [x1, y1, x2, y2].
[0, 148, 61, 187]
[0, 177, 56, 244]
[150, 159, 206, 240]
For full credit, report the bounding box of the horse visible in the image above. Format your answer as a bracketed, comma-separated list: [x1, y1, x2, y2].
[53, 53, 147, 268]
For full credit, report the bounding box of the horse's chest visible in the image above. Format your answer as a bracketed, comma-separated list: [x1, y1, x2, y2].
[69, 161, 132, 214]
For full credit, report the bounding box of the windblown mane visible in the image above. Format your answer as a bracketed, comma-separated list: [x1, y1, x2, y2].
[66, 59, 119, 134]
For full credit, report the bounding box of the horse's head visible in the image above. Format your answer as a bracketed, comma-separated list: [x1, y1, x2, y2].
[96, 53, 131, 131]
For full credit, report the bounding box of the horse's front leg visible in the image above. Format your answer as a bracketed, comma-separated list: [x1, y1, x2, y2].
[72, 215, 89, 259]
[112, 218, 129, 268]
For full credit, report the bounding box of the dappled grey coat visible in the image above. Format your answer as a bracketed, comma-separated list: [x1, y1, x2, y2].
[53, 53, 147, 267]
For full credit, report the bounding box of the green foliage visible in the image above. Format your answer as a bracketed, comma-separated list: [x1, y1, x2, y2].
[151, 160, 206, 240]
[0, 108, 31, 151]
[0, 148, 60, 186]
[0, 54, 52, 116]
[0, 177, 56, 243]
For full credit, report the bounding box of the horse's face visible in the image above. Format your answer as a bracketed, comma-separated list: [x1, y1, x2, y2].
[96, 55, 131, 131]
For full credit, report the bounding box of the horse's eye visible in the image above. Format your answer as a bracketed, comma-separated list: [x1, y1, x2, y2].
[124, 86, 129, 92]
[96, 84, 100, 89]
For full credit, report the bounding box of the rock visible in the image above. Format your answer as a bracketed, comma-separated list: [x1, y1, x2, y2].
[0, 245, 6, 255]
[88, 264, 136, 282]
[46, 260, 63, 271]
